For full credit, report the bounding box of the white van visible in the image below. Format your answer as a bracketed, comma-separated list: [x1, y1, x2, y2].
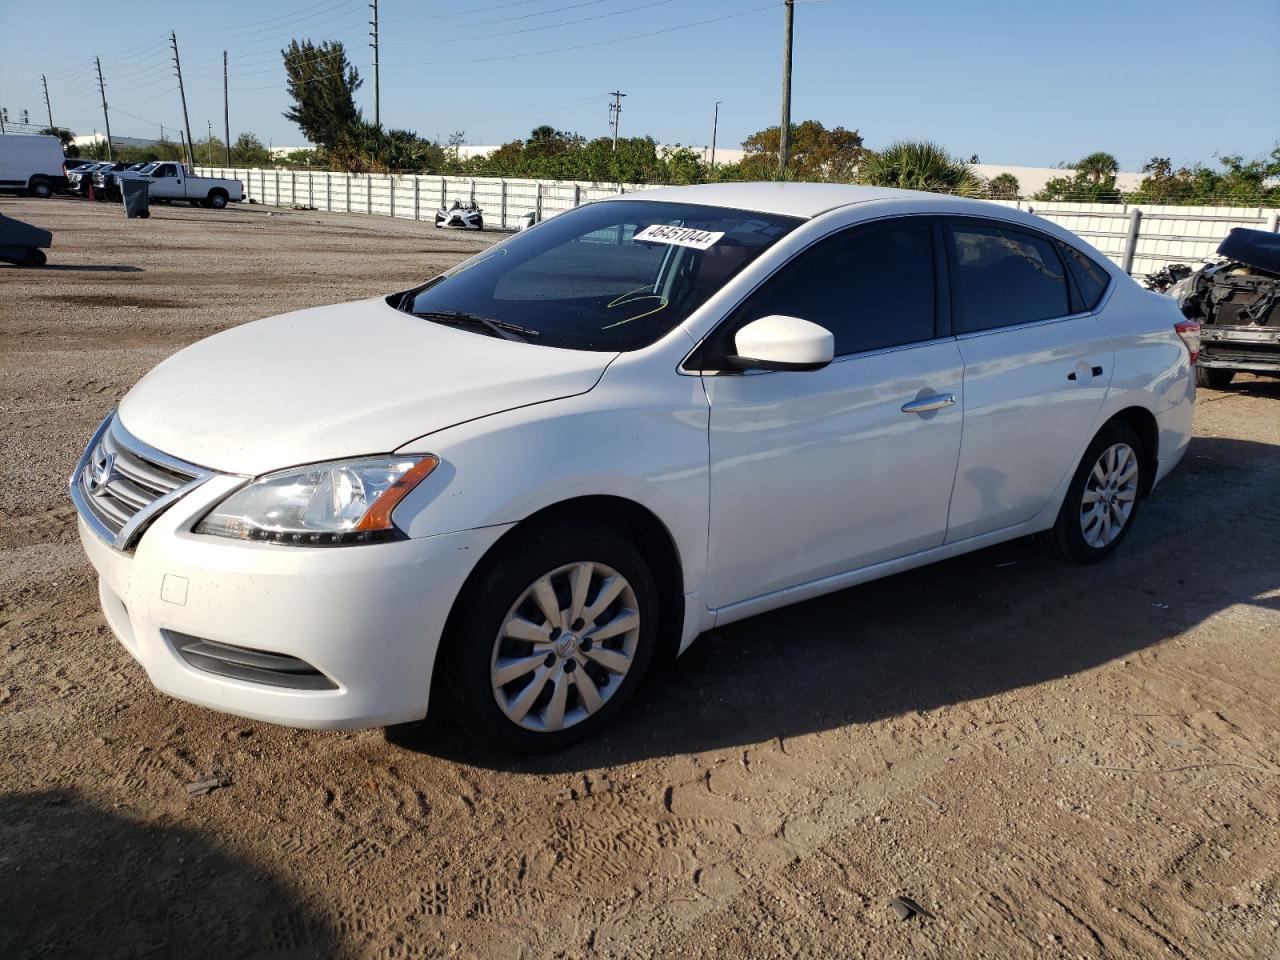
[0, 134, 69, 198]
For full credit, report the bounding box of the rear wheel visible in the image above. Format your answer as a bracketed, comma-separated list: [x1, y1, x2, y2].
[1036, 420, 1145, 563]
[207, 189, 228, 209]
[444, 524, 659, 753]
[28, 178, 52, 199]
[1195, 366, 1235, 389]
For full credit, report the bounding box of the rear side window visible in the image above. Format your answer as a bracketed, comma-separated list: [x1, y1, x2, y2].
[732, 218, 937, 357]
[1060, 242, 1110, 310]
[947, 222, 1069, 333]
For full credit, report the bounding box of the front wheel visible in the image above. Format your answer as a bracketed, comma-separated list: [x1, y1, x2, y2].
[1036, 420, 1145, 563]
[1195, 366, 1235, 389]
[444, 524, 659, 753]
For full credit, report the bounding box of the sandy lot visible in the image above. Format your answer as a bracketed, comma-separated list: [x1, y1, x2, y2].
[2, 196, 1278, 960]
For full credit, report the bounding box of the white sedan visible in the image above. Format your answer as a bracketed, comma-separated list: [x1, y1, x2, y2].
[70, 183, 1197, 752]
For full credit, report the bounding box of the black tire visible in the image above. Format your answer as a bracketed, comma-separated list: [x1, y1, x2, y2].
[207, 189, 228, 209]
[1195, 366, 1235, 389]
[24, 248, 47, 267]
[475, 218, 484, 231]
[1036, 420, 1145, 564]
[443, 523, 660, 753]
[28, 178, 52, 199]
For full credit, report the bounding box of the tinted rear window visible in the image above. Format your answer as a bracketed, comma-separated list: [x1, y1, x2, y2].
[947, 223, 1069, 333]
[1061, 242, 1111, 310]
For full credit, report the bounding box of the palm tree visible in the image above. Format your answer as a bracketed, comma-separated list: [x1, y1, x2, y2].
[987, 172, 1020, 200]
[858, 141, 981, 195]
[1075, 151, 1119, 185]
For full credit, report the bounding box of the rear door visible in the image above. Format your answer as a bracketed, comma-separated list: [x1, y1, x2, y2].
[943, 218, 1114, 542]
[703, 216, 965, 608]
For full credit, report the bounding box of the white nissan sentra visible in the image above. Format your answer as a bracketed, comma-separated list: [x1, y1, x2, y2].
[71, 183, 1197, 752]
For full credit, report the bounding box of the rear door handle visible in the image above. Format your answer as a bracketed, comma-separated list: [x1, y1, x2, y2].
[901, 394, 957, 414]
[1067, 366, 1104, 381]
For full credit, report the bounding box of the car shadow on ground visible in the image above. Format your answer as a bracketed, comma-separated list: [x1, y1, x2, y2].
[0, 264, 142, 272]
[0, 791, 344, 960]
[388, 431, 1279, 772]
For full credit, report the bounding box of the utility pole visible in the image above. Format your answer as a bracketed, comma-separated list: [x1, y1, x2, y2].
[223, 50, 231, 165]
[369, 0, 380, 128]
[609, 90, 626, 151]
[42, 75, 53, 128]
[207, 120, 213, 165]
[710, 100, 721, 168]
[0, 109, 6, 134]
[95, 57, 114, 161]
[171, 31, 194, 167]
[778, 0, 794, 176]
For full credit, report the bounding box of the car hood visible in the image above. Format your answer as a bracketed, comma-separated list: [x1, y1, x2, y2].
[117, 297, 615, 475]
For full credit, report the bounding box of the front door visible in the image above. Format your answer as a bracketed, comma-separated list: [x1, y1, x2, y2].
[702, 217, 964, 609]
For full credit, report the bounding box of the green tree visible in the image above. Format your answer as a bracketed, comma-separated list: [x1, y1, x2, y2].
[281, 39, 362, 149]
[858, 140, 981, 194]
[329, 122, 445, 173]
[987, 172, 1020, 199]
[739, 120, 865, 181]
[1035, 150, 1122, 202]
[231, 132, 272, 165]
[1127, 148, 1280, 206]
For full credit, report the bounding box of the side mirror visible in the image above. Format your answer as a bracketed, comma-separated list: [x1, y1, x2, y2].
[727, 315, 834, 372]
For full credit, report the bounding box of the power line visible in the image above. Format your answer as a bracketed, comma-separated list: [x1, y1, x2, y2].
[382, 0, 678, 47]
[230, 1, 777, 89]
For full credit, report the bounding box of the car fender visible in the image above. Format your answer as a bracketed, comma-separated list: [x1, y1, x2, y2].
[390, 354, 711, 598]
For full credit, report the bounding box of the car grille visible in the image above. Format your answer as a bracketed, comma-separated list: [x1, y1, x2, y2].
[71, 414, 213, 551]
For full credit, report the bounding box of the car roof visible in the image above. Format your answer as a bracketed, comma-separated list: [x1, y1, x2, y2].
[611, 182, 1007, 220]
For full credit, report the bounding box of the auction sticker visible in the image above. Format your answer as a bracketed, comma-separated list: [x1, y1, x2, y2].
[633, 224, 724, 250]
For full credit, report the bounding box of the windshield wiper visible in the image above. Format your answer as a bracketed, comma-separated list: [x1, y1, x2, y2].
[412, 310, 540, 344]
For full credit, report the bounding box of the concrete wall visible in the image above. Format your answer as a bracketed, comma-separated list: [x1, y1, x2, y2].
[197, 166, 1280, 279]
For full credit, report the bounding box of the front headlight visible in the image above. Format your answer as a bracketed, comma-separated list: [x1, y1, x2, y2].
[195, 455, 438, 546]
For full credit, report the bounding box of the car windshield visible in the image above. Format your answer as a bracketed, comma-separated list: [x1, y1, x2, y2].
[399, 199, 802, 351]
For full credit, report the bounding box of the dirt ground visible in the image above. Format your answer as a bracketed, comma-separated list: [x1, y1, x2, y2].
[2, 196, 1278, 960]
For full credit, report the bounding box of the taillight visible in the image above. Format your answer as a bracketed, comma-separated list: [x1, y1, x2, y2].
[62, 161, 68, 176]
[1174, 320, 1201, 364]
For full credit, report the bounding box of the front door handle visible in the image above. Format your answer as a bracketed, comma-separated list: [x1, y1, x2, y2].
[901, 394, 957, 414]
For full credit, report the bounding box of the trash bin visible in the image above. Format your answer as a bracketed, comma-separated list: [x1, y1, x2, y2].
[121, 178, 151, 219]
[0, 212, 52, 266]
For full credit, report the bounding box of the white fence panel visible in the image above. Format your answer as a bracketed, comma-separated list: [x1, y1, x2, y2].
[197, 166, 1276, 276]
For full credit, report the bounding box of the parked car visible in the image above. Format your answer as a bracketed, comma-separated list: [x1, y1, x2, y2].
[70, 184, 1196, 752]
[436, 198, 484, 230]
[67, 161, 110, 196]
[116, 161, 243, 208]
[1158, 228, 1280, 388]
[0, 133, 68, 198]
[93, 161, 150, 201]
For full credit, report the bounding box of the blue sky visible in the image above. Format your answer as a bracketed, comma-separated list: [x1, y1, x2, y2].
[3, 0, 1277, 169]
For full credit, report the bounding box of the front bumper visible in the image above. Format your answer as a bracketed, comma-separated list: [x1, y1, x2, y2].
[76, 473, 509, 729]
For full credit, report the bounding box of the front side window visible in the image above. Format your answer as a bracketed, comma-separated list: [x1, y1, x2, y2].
[721, 217, 938, 358]
[947, 222, 1069, 333]
[400, 200, 800, 351]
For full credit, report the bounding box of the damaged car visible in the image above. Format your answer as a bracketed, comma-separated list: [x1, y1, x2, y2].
[1156, 227, 1280, 388]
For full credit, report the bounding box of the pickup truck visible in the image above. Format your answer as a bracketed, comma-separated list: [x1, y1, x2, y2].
[118, 162, 243, 209]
